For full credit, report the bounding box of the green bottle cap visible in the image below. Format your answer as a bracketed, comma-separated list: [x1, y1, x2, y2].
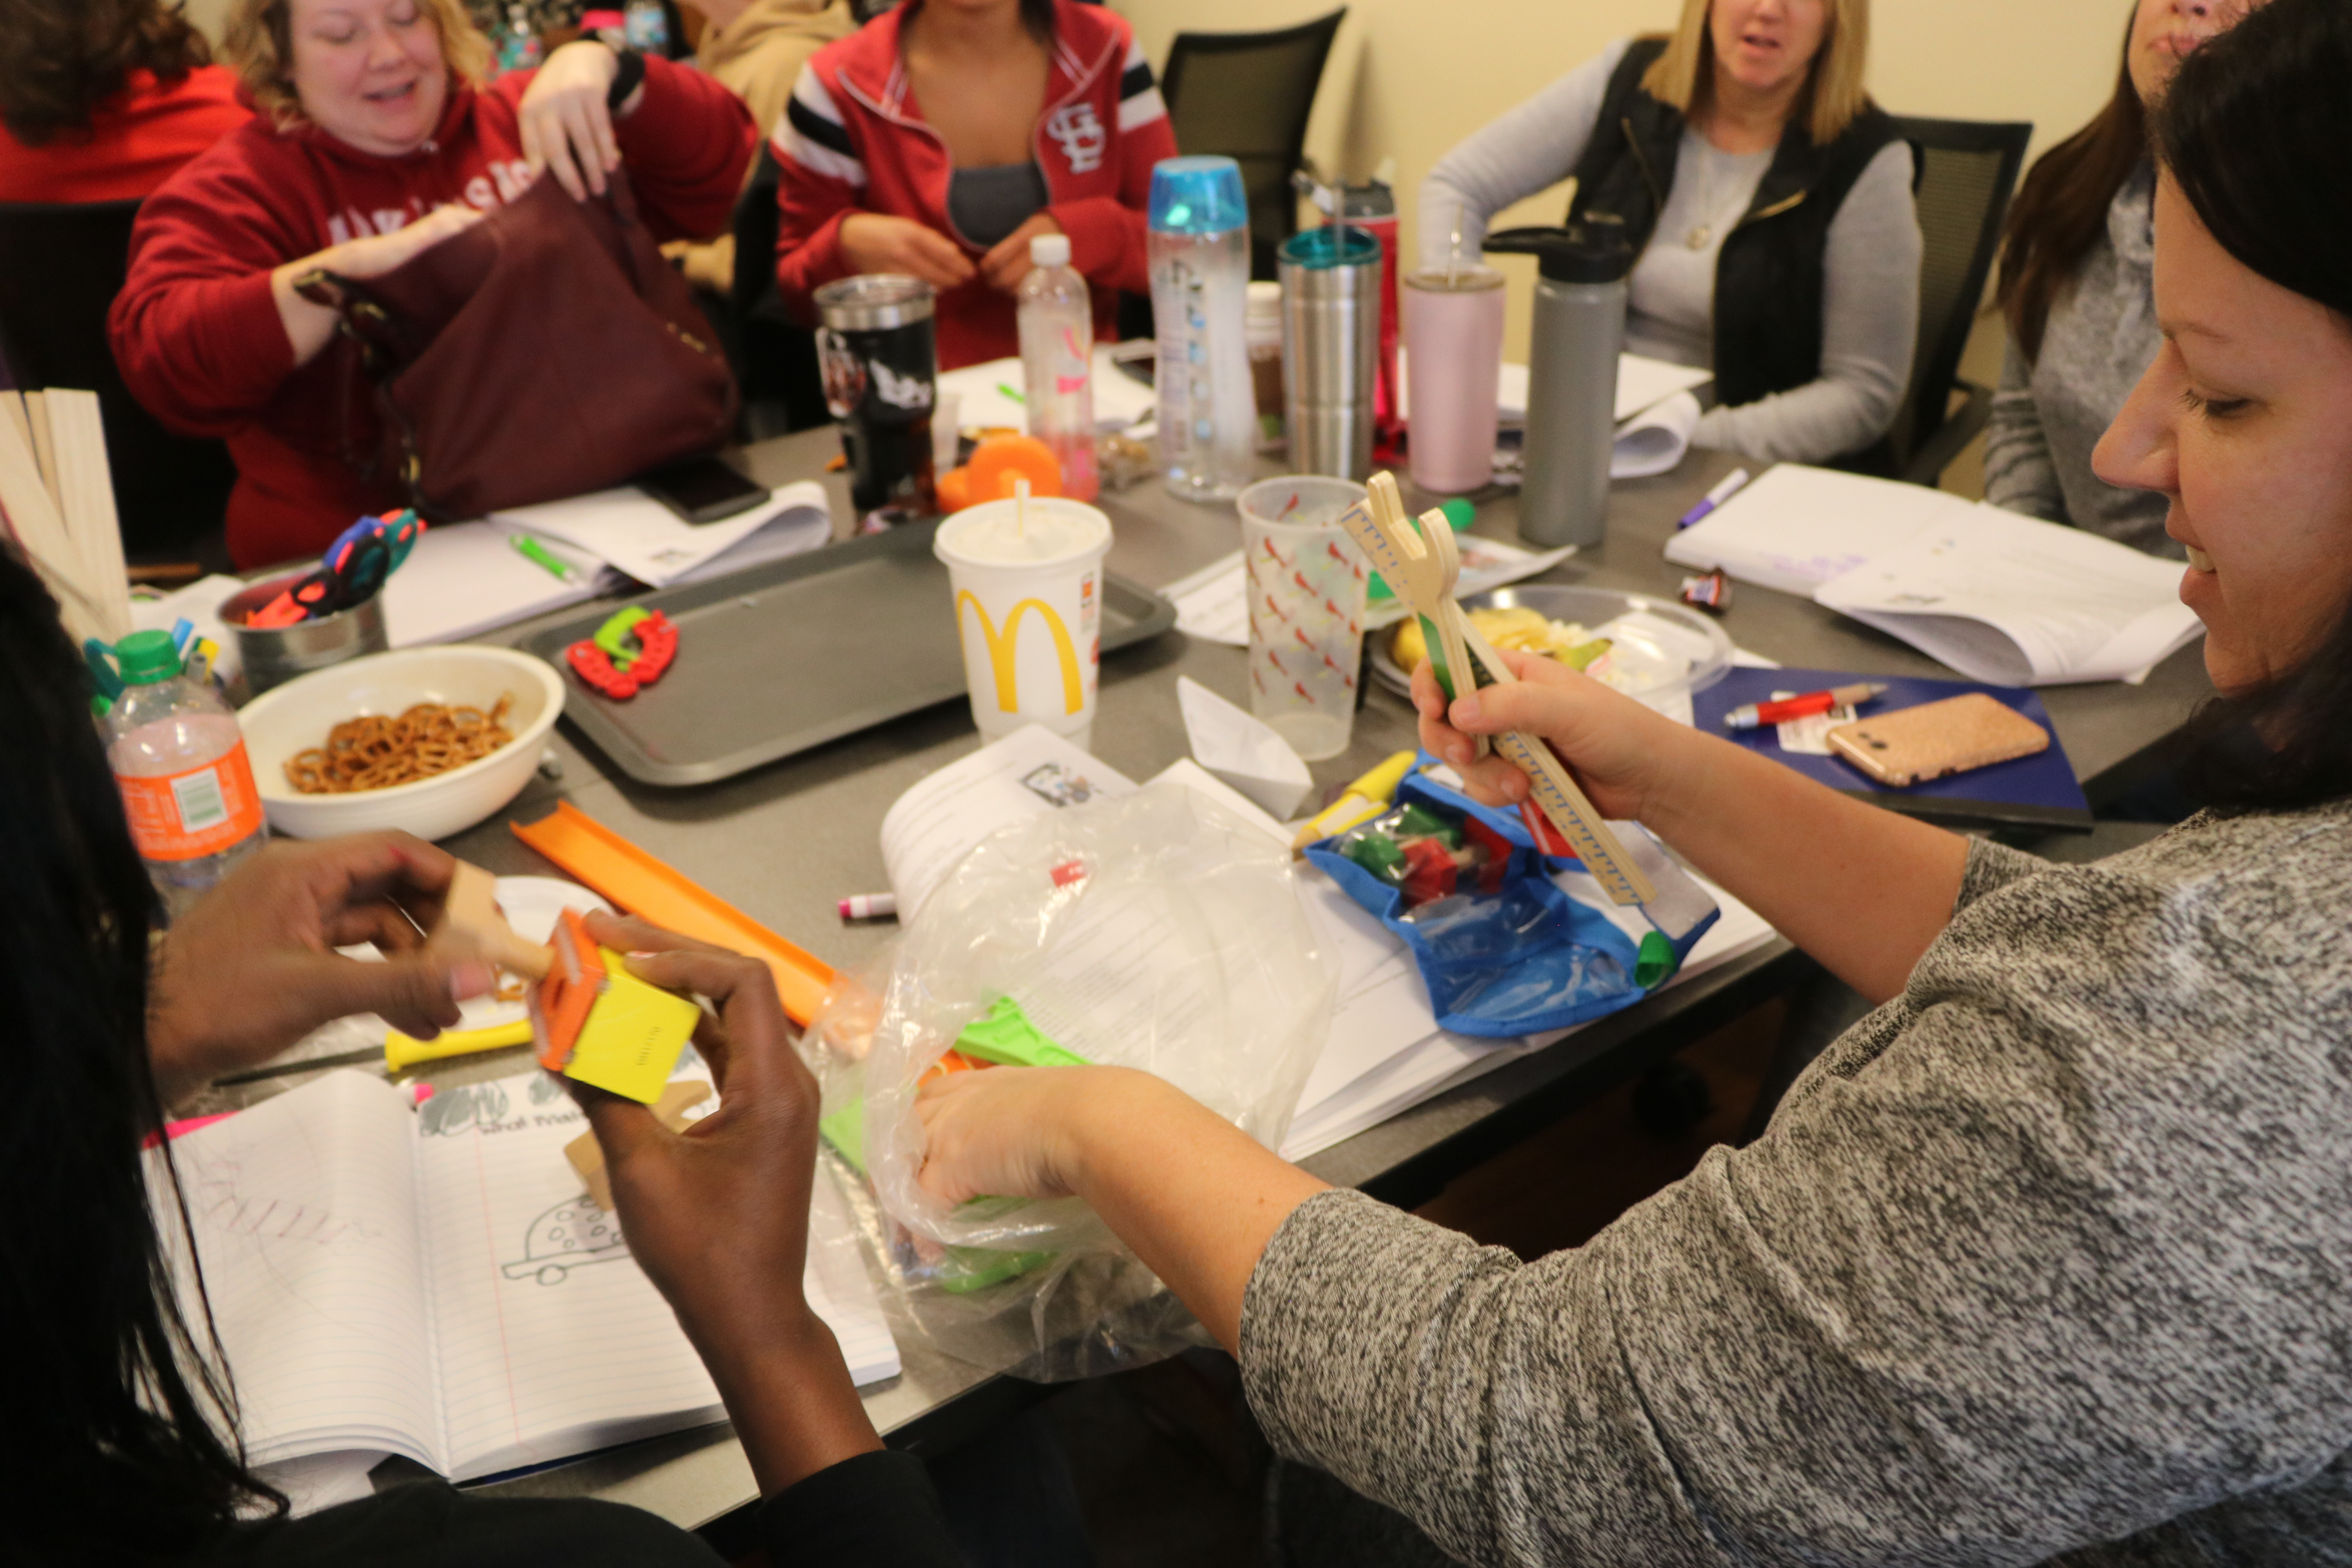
[114, 629, 183, 685]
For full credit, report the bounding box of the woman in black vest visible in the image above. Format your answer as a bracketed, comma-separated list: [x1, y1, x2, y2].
[1419, 0, 1920, 467]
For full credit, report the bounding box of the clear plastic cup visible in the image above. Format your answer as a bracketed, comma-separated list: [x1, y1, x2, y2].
[935, 497, 1114, 752]
[1237, 475, 1369, 761]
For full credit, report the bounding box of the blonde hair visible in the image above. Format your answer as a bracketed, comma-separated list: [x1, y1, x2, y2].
[223, 0, 491, 128]
[1641, 0, 1871, 147]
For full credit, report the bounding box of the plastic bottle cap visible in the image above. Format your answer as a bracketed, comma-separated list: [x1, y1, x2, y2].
[114, 629, 182, 685]
[1029, 232, 1071, 268]
[1147, 155, 1248, 237]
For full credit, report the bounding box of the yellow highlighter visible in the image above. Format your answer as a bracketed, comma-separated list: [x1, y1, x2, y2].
[384, 1018, 535, 1075]
[1290, 749, 1421, 855]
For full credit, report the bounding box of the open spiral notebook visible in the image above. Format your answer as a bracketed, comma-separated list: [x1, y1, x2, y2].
[152, 1066, 897, 1483]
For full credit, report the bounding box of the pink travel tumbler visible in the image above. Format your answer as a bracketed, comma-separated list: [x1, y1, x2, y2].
[1404, 266, 1506, 494]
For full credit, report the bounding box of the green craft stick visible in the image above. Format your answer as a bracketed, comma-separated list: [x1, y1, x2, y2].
[951, 995, 1090, 1068]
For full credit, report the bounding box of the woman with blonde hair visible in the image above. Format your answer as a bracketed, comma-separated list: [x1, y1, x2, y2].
[1419, 0, 1920, 466]
[107, 0, 756, 568]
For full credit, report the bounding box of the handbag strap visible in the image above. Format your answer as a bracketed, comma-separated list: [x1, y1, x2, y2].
[291, 266, 442, 519]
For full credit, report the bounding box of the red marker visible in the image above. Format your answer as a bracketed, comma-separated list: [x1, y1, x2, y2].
[1722, 682, 1888, 731]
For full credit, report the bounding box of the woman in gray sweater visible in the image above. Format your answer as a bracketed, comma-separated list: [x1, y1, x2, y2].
[1985, 0, 2257, 557]
[915, 4, 2352, 1562]
[1418, 0, 1920, 468]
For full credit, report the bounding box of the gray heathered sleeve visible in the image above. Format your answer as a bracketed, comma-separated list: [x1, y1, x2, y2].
[1240, 826, 2352, 1568]
[1983, 338, 2070, 523]
[1691, 138, 1921, 465]
[1955, 833, 2046, 907]
[1416, 41, 1630, 272]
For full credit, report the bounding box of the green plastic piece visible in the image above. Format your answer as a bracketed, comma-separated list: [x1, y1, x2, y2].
[941, 1245, 1059, 1293]
[114, 629, 182, 685]
[1417, 613, 1460, 699]
[1396, 803, 1460, 848]
[952, 995, 1089, 1069]
[818, 1102, 866, 1172]
[1436, 497, 1476, 531]
[1634, 930, 1679, 989]
[1560, 637, 1613, 672]
[593, 605, 653, 670]
[1345, 831, 1409, 884]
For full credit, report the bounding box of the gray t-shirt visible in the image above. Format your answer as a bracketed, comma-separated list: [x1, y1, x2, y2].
[1419, 38, 1922, 466]
[1243, 806, 2352, 1566]
[1984, 162, 2178, 558]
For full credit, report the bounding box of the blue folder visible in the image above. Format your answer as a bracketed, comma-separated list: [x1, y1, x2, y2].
[1690, 667, 2092, 831]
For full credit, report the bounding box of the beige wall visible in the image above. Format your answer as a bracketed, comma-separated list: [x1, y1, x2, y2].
[1114, 0, 2139, 492]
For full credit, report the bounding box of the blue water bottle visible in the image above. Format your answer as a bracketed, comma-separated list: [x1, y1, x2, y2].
[1147, 156, 1255, 503]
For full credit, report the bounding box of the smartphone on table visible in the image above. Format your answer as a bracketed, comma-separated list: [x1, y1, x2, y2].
[638, 455, 768, 524]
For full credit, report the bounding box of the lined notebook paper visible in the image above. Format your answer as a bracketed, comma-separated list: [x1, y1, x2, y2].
[157, 1068, 898, 1481]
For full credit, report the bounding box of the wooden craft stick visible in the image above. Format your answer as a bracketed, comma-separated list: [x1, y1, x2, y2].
[565, 1079, 711, 1210]
[435, 860, 556, 980]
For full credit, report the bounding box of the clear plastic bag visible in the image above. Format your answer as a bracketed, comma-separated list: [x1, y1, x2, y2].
[805, 783, 1337, 1380]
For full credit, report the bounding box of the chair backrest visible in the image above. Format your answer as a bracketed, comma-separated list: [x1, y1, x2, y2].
[0, 199, 236, 558]
[1160, 9, 1346, 281]
[726, 142, 828, 437]
[1880, 116, 2033, 473]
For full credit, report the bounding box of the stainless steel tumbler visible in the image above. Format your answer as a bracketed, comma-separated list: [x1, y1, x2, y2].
[1483, 226, 1634, 548]
[1277, 226, 1383, 481]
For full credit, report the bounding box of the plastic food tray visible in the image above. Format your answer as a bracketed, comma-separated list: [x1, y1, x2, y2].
[522, 519, 1176, 786]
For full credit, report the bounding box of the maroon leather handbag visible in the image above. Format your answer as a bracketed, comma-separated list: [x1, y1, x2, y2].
[298, 167, 738, 521]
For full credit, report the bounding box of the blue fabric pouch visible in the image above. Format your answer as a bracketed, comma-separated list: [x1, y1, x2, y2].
[1304, 758, 1719, 1038]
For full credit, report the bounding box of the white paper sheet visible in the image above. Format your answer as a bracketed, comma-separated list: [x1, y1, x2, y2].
[490, 480, 831, 588]
[1663, 462, 1963, 594]
[878, 726, 1140, 922]
[382, 521, 602, 647]
[1813, 503, 2205, 686]
[1612, 390, 1703, 479]
[933, 346, 1160, 434]
[1397, 352, 1711, 424]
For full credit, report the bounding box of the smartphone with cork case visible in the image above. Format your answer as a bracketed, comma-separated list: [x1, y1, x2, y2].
[1827, 693, 2051, 787]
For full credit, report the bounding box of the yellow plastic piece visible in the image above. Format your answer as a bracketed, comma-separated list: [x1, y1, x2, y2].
[385, 1017, 535, 1074]
[558, 944, 703, 1104]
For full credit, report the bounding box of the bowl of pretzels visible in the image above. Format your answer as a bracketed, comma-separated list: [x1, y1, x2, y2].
[238, 645, 565, 843]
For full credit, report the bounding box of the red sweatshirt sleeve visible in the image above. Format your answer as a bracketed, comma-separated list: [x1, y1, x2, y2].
[492, 53, 756, 241]
[1051, 108, 1173, 297]
[107, 138, 304, 438]
[771, 62, 864, 329]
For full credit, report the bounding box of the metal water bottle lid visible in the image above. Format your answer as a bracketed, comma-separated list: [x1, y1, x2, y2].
[1481, 223, 1635, 285]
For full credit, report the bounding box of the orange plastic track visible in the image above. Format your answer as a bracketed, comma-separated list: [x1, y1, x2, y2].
[511, 801, 837, 1025]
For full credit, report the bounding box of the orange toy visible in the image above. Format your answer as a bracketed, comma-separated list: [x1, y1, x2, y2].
[935, 434, 1063, 514]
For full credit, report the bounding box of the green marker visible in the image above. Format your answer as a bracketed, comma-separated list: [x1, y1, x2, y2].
[509, 531, 579, 583]
[995, 381, 1026, 405]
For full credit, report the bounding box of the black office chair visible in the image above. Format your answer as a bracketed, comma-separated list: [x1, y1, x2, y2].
[0, 199, 237, 566]
[722, 142, 828, 441]
[1875, 116, 2034, 487]
[1160, 9, 1346, 281]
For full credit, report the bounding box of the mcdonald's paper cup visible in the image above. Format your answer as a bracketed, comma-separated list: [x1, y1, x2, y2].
[935, 498, 1114, 750]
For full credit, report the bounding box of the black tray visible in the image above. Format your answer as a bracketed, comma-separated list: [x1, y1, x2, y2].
[522, 519, 1176, 786]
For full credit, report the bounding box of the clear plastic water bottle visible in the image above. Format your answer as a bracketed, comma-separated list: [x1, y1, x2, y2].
[1147, 156, 1255, 503]
[102, 630, 268, 924]
[623, 0, 670, 55]
[1017, 232, 1099, 502]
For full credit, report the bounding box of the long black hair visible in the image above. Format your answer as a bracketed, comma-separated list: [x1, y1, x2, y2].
[2155, 0, 2352, 813]
[0, 546, 281, 1561]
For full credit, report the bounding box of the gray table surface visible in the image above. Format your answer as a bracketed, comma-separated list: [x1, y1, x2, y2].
[218, 430, 2210, 1532]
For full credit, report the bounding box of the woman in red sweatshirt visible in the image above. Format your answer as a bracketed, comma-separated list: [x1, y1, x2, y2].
[773, 0, 1175, 371]
[109, 0, 755, 569]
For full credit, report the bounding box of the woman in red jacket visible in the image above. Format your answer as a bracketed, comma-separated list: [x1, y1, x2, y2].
[773, 0, 1174, 370]
[109, 0, 756, 569]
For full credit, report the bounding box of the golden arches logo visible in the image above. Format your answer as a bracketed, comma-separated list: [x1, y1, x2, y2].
[955, 592, 1084, 714]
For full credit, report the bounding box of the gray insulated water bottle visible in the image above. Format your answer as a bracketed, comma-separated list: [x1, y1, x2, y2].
[1483, 225, 1634, 548]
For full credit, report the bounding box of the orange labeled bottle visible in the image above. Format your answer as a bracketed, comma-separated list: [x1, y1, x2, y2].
[103, 629, 267, 922]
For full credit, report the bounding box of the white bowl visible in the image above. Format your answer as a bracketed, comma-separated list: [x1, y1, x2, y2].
[239, 646, 564, 842]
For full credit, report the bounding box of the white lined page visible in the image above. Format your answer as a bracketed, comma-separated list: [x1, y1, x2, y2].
[412, 1072, 723, 1481]
[158, 1072, 438, 1468]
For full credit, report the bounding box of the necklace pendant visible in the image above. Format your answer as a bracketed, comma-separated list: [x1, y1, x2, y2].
[1686, 224, 1711, 250]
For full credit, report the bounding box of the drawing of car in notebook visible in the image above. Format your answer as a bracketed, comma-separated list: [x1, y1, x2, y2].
[501, 1197, 631, 1285]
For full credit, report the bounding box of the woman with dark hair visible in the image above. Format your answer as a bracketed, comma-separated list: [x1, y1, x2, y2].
[1985, 0, 2257, 556]
[0, 537, 964, 1563]
[772, 0, 1173, 369]
[0, 0, 249, 204]
[911, 2, 2352, 1560]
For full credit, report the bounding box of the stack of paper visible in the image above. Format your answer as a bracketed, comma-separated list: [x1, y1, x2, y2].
[0, 388, 130, 644]
[1666, 465, 2203, 685]
[488, 479, 832, 590]
[935, 345, 1160, 435]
